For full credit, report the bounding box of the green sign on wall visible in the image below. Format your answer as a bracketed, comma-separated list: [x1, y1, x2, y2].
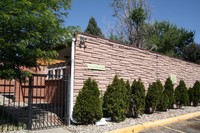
[87, 64, 105, 71]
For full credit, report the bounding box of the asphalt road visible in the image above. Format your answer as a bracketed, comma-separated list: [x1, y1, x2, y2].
[140, 116, 200, 133]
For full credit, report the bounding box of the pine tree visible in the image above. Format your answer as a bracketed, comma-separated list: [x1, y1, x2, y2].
[163, 78, 174, 108]
[73, 78, 103, 124]
[84, 17, 104, 37]
[175, 80, 189, 108]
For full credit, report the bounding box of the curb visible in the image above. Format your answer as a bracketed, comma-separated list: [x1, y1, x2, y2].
[104, 111, 200, 133]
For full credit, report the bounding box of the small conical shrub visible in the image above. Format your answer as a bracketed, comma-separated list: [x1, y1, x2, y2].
[145, 82, 160, 114]
[130, 79, 146, 118]
[103, 75, 127, 122]
[125, 80, 131, 117]
[163, 78, 174, 108]
[157, 92, 169, 111]
[73, 78, 103, 124]
[175, 80, 189, 108]
[192, 81, 200, 106]
[188, 87, 193, 106]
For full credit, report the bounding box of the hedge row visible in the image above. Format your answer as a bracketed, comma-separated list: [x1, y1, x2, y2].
[73, 76, 200, 124]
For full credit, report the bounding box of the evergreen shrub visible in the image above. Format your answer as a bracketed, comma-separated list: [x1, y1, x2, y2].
[174, 80, 189, 108]
[145, 82, 160, 114]
[130, 79, 146, 118]
[103, 75, 127, 122]
[73, 78, 103, 124]
[163, 78, 174, 108]
[192, 81, 200, 106]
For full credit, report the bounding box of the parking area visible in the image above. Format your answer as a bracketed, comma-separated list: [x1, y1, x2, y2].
[140, 116, 200, 133]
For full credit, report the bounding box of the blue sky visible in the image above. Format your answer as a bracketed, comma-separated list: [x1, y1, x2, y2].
[65, 0, 200, 43]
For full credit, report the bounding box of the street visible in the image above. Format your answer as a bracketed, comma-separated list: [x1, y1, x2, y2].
[140, 116, 200, 133]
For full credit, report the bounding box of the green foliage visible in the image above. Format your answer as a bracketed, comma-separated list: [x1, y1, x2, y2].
[175, 80, 189, 108]
[125, 80, 131, 116]
[73, 78, 103, 124]
[163, 78, 174, 108]
[182, 43, 200, 64]
[157, 92, 169, 111]
[191, 81, 200, 106]
[84, 17, 104, 37]
[130, 79, 146, 117]
[145, 82, 161, 114]
[103, 75, 127, 122]
[188, 87, 193, 106]
[146, 21, 194, 57]
[0, 0, 72, 80]
[110, 0, 150, 47]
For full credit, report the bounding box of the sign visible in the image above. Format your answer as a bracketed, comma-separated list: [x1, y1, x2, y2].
[87, 64, 105, 71]
[170, 74, 177, 84]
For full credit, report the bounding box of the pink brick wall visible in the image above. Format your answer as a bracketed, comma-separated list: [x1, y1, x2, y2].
[74, 33, 200, 102]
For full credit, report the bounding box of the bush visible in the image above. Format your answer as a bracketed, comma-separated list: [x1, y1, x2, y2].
[125, 80, 131, 116]
[156, 80, 169, 111]
[163, 78, 174, 108]
[73, 78, 103, 124]
[103, 75, 127, 122]
[188, 87, 193, 106]
[157, 92, 169, 111]
[192, 81, 200, 106]
[130, 79, 146, 118]
[145, 82, 161, 114]
[174, 80, 189, 108]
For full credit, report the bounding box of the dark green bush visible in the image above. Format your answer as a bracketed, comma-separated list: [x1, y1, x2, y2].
[188, 87, 193, 106]
[192, 81, 200, 106]
[130, 79, 146, 118]
[73, 78, 103, 124]
[125, 80, 131, 116]
[145, 82, 160, 114]
[157, 92, 169, 111]
[175, 80, 189, 108]
[156, 80, 169, 111]
[103, 75, 127, 122]
[163, 78, 174, 108]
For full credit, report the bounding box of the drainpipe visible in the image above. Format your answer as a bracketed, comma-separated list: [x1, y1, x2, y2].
[67, 38, 81, 125]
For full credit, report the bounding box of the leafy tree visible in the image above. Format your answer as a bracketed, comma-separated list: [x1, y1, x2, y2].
[146, 21, 194, 57]
[182, 43, 200, 64]
[0, 0, 72, 80]
[163, 78, 174, 108]
[73, 78, 103, 124]
[191, 81, 200, 106]
[130, 79, 146, 117]
[110, 0, 150, 47]
[145, 82, 160, 114]
[84, 17, 104, 37]
[103, 75, 127, 122]
[175, 80, 189, 108]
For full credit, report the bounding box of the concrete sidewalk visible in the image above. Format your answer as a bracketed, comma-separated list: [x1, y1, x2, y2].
[32, 127, 74, 133]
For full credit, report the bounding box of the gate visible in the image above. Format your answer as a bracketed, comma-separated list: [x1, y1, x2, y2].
[0, 74, 68, 132]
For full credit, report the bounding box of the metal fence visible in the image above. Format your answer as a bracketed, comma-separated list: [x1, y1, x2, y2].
[0, 74, 68, 132]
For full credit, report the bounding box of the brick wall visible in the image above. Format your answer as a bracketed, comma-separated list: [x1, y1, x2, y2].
[74, 33, 200, 102]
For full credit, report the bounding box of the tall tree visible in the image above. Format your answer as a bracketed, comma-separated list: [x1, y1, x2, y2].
[146, 21, 195, 57]
[110, 0, 150, 47]
[84, 17, 104, 37]
[0, 0, 72, 80]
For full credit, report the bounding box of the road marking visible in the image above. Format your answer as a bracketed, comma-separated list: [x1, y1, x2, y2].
[161, 126, 186, 133]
